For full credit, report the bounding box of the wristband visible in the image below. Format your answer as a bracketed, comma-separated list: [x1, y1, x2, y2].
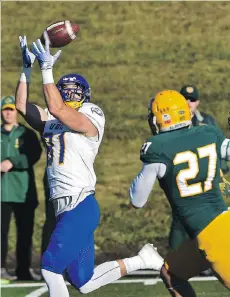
[42, 69, 54, 84]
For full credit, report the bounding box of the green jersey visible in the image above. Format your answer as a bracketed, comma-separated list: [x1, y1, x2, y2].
[140, 125, 227, 238]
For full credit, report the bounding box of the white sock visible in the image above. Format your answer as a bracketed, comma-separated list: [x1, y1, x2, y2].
[123, 255, 145, 274]
[41, 269, 69, 297]
[79, 261, 121, 294]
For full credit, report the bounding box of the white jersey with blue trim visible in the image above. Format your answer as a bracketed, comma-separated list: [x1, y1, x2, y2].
[43, 102, 105, 204]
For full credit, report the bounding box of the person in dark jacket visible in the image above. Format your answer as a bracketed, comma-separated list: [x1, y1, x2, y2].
[180, 84, 229, 175]
[1, 95, 42, 281]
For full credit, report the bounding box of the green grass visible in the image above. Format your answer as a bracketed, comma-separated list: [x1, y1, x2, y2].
[1, 287, 41, 297]
[1, 1, 230, 261]
[1, 281, 230, 297]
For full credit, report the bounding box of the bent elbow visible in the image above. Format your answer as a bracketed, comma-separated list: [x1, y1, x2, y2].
[130, 190, 147, 208]
[48, 105, 63, 117]
[15, 103, 25, 115]
[15, 104, 21, 112]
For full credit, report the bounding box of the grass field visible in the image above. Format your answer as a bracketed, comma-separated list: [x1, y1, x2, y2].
[1, 1, 230, 262]
[1, 278, 230, 297]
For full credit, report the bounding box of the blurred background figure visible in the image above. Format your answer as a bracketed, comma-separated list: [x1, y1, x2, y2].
[1, 95, 42, 281]
[180, 84, 229, 175]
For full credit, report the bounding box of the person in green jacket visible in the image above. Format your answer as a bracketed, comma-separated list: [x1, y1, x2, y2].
[1, 95, 42, 281]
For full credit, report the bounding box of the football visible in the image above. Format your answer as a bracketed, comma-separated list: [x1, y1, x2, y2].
[40, 20, 80, 48]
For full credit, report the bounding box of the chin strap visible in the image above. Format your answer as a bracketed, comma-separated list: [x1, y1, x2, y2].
[148, 114, 159, 135]
[64, 98, 84, 109]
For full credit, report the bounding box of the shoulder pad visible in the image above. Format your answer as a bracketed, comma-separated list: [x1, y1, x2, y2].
[79, 103, 105, 129]
[140, 135, 163, 163]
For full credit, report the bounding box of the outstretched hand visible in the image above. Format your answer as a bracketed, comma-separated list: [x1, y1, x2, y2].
[19, 36, 36, 68]
[31, 39, 62, 70]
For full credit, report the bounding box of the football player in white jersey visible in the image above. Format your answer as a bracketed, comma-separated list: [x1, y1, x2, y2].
[15, 36, 164, 296]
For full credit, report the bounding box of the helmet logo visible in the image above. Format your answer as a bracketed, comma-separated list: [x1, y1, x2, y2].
[63, 76, 77, 82]
[91, 107, 103, 116]
[162, 114, 171, 124]
[5, 97, 12, 103]
[186, 87, 194, 93]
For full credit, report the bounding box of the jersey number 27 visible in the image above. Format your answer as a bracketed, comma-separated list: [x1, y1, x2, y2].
[173, 143, 217, 197]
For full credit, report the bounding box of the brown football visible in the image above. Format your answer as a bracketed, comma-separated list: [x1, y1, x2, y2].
[40, 20, 80, 48]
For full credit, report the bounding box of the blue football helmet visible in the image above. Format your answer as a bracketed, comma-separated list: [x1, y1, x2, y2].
[56, 73, 91, 109]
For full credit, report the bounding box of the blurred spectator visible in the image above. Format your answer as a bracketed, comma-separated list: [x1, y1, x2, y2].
[180, 84, 229, 174]
[1, 96, 42, 281]
[39, 136, 56, 256]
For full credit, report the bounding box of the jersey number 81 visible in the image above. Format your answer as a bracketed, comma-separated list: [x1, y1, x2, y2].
[43, 132, 65, 167]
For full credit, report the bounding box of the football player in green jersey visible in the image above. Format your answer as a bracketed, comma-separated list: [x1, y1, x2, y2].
[130, 90, 230, 296]
[168, 84, 230, 277]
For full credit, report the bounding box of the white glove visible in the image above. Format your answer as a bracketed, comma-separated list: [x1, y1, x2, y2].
[31, 39, 62, 70]
[19, 36, 36, 68]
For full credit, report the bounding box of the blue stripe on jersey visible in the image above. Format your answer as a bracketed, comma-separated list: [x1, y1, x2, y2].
[58, 132, 65, 164]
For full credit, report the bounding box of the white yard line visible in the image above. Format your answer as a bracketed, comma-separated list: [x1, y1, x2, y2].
[189, 276, 218, 282]
[114, 276, 217, 285]
[1, 276, 218, 289]
[2, 283, 46, 288]
[0, 277, 220, 297]
[141, 276, 218, 285]
[25, 286, 48, 297]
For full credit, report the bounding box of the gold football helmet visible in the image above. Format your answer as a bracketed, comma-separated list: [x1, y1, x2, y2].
[148, 90, 192, 134]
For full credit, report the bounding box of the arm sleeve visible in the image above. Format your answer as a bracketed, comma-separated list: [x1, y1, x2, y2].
[8, 129, 42, 169]
[221, 138, 230, 161]
[129, 162, 166, 208]
[24, 103, 46, 132]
